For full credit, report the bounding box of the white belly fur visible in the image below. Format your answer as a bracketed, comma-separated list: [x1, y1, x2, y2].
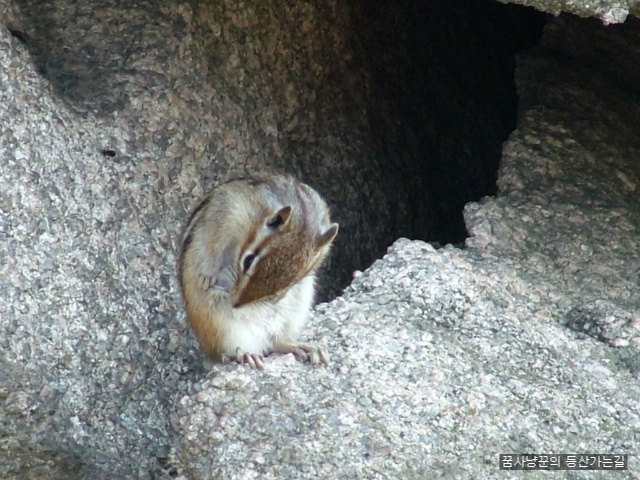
[220, 275, 316, 355]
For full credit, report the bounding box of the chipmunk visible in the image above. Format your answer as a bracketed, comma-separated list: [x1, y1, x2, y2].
[178, 173, 338, 369]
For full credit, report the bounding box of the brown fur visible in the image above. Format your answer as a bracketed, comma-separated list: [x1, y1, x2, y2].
[177, 173, 338, 362]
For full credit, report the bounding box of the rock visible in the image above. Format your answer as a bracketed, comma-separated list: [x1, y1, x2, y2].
[172, 14, 640, 479]
[495, 0, 636, 25]
[2, 1, 640, 479]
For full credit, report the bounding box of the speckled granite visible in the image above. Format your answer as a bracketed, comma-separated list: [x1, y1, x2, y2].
[2, 2, 640, 480]
[173, 14, 640, 480]
[497, 0, 638, 24]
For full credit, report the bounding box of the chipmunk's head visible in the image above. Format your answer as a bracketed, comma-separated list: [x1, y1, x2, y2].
[229, 175, 338, 308]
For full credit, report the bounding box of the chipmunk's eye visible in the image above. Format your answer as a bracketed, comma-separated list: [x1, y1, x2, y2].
[242, 253, 257, 273]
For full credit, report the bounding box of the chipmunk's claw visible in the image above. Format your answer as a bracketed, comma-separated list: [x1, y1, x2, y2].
[272, 342, 329, 366]
[222, 348, 265, 370]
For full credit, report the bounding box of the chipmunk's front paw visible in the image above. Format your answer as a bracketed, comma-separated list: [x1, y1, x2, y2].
[222, 347, 265, 370]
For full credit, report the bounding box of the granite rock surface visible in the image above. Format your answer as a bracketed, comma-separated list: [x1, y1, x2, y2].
[496, 0, 639, 24]
[1, 2, 640, 480]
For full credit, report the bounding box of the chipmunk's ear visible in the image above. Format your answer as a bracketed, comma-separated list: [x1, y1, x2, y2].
[266, 205, 292, 229]
[317, 223, 338, 248]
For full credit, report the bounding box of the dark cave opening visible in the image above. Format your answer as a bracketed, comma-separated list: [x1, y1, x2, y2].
[355, 0, 548, 246]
